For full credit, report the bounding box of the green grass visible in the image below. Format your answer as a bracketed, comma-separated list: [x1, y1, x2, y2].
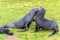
[0, 0, 60, 40]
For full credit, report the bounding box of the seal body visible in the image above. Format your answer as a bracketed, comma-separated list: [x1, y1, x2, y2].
[34, 7, 58, 37]
[0, 27, 13, 35]
[4, 8, 39, 32]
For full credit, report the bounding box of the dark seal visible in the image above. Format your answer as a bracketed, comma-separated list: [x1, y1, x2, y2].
[4, 8, 39, 32]
[0, 27, 13, 35]
[34, 7, 59, 37]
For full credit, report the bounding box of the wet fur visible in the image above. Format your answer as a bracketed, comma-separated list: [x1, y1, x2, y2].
[4, 8, 39, 32]
[0, 27, 13, 35]
[34, 7, 59, 37]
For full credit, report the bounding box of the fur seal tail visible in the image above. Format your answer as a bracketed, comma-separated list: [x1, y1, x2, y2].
[48, 25, 59, 37]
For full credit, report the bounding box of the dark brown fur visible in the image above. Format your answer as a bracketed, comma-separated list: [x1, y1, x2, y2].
[34, 7, 59, 37]
[0, 27, 13, 35]
[4, 8, 39, 32]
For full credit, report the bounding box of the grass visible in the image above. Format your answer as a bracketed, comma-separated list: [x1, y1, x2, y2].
[0, 0, 60, 40]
